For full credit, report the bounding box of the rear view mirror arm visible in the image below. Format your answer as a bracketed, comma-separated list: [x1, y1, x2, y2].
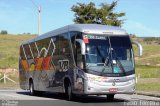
[132, 41, 143, 56]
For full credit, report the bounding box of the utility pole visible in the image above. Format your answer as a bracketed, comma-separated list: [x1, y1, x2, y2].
[31, 0, 41, 36]
[38, 6, 41, 36]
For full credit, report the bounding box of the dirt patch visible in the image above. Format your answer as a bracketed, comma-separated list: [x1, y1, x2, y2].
[0, 68, 18, 74]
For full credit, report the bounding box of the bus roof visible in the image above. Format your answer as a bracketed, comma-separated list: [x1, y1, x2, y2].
[22, 24, 128, 45]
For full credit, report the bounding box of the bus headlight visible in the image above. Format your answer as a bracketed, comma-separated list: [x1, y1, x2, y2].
[85, 73, 108, 83]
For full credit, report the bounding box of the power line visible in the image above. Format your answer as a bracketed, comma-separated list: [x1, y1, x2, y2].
[30, 0, 38, 8]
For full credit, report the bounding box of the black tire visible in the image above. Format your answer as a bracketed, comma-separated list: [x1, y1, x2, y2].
[29, 80, 37, 96]
[65, 82, 74, 101]
[106, 94, 115, 101]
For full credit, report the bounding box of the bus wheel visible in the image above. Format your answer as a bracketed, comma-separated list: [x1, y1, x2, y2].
[29, 81, 36, 96]
[66, 82, 73, 101]
[106, 94, 115, 101]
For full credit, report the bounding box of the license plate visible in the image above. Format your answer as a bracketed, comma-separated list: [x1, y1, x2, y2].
[109, 88, 118, 92]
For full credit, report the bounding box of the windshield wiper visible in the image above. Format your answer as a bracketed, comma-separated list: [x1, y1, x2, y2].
[101, 36, 126, 75]
[101, 49, 126, 76]
[112, 50, 126, 75]
[100, 41, 113, 75]
[101, 54, 112, 76]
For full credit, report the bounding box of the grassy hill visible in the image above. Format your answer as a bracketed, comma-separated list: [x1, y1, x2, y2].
[0, 34, 36, 69]
[132, 38, 160, 79]
[132, 37, 160, 92]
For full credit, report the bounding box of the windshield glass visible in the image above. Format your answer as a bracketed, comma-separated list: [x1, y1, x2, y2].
[84, 35, 134, 76]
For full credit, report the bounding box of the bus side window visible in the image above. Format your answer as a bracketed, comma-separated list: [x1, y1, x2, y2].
[30, 42, 38, 58]
[59, 33, 70, 57]
[24, 44, 32, 59]
[75, 42, 83, 69]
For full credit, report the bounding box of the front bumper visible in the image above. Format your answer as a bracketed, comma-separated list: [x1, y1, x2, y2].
[84, 81, 135, 95]
[83, 74, 136, 95]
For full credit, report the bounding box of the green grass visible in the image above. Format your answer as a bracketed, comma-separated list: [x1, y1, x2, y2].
[136, 57, 160, 66]
[142, 44, 160, 57]
[135, 43, 160, 66]
[0, 34, 36, 69]
[135, 65, 160, 78]
[136, 83, 160, 92]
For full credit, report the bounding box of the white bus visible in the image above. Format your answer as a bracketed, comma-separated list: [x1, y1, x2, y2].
[19, 24, 142, 101]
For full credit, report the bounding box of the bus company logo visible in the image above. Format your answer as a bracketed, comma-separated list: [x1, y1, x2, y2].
[114, 79, 120, 82]
[112, 79, 120, 86]
[112, 82, 116, 86]
[59, 60, 69, 72]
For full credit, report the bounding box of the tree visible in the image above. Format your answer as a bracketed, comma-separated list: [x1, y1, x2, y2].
[71, 1, 125, 27]
[130, 34, 137, 38]
[1, 30, 8, 34]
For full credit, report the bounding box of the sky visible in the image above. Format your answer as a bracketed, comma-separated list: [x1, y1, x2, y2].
[0, 0, 160, 37]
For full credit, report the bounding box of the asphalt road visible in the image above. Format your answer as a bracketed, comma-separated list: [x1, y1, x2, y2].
[0, 90, 160, 106]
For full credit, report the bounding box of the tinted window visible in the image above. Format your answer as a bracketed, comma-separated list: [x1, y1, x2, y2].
[20, 45, 25, 60]
[23, 44, 32, 59]
[47, 38, 56, 56]
[59, 33, 70, 56]
[30, 42, 39, 58]
[36, 38, 50, 57]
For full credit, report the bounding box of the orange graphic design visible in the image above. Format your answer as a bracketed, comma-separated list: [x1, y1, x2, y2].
[21, 38, 56, 72]
[36, 57, 44, 71]
[49, 63, 54, 70]
[21, 60, 29, 72]
[42, 56, 51, 70]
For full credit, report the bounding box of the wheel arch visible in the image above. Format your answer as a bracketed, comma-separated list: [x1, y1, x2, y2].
[63, 76, 72, 93]
[28, 77, 33, 89]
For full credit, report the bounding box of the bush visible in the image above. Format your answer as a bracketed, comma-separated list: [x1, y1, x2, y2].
[1, 30, 8, 34]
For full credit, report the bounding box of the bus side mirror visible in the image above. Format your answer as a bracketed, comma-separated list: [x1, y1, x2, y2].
[75, 39, 86, 55]
[132, 41, 143, 56]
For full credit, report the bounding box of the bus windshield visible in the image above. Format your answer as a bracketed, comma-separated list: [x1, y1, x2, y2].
[84, 35, 134, 76]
